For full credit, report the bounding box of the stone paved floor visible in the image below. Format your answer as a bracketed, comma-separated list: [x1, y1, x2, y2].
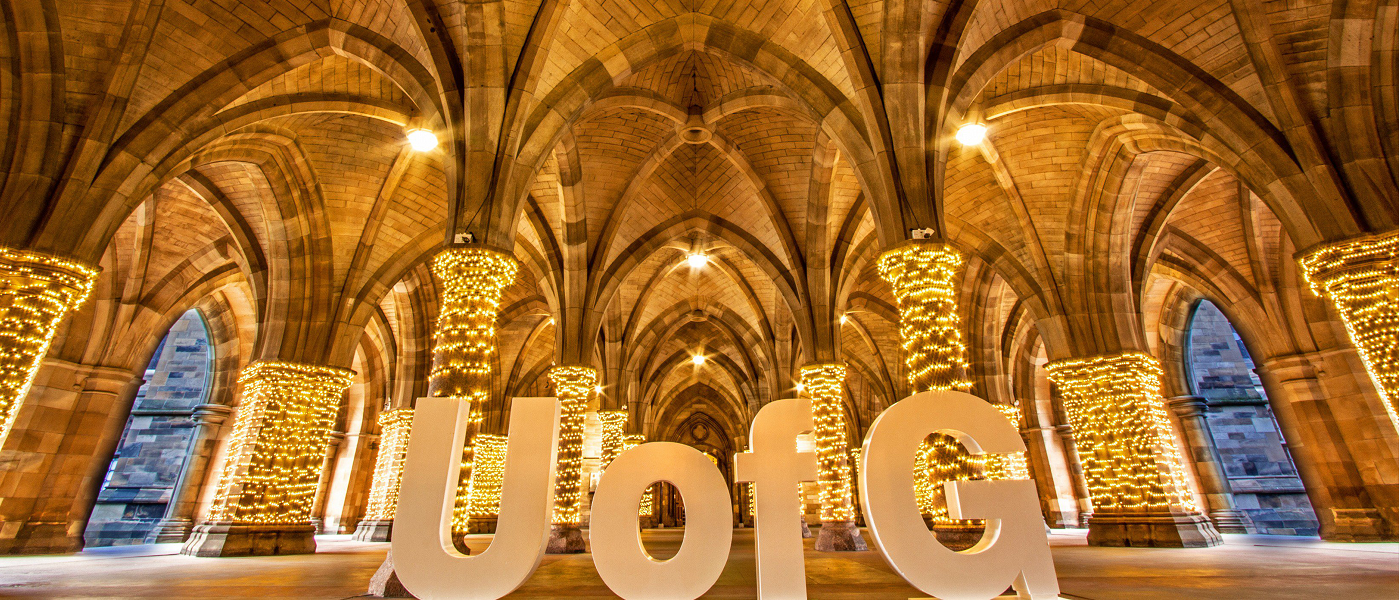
[0, 529, 1393, 599]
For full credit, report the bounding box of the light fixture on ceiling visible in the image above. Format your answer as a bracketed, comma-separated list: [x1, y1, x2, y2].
[687, 252, 709, 269]
[691, 354, 706, 366]
[406, 128, 438, 152]
[839, 314, 848, 325]
[955, 123, 987, 146]
[594, 385, 603, 394]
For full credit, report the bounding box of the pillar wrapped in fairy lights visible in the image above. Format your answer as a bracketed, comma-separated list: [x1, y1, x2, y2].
[466, 433, 507, 532]
[353, 407, 413, 542]
[428, 247, 518, 539]
[877, 241, 985, 538]
[799, 364, 856, 523]
[598, 409, 627, 470]
[546, 365, 596, 553]
[1045, 353, 1195, 512]
[624, 434, 655, 519]
[1045, 352, 1220, 547]
[363, 408, 414, 521]
[0, 247, 98, 446]
[1299, 231, 1399, 425]
[987, 403, 1030, 480]
[204, 361, 355, 524]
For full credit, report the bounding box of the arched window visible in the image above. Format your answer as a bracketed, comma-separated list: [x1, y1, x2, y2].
[84, 310, 213, 547]
[1185, 300, 1318, 536]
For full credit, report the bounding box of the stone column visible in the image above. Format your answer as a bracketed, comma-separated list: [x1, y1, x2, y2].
[1054, 424, 1094, 526]
[147, 404, 235, 543]
[354, 407, 413, 542]
[798, 363, 867, 551]
[546, 365, 595, 553]
[466, 433, 507, 534]
[309, 432, 345, 533]
[1299, 231, 1398, 425]
[1045, 352, 1222, 547]
[598, 409, 627, 470]
[180, 361, 354, 557]
[877, 241, 987, 549]
[1258, 353, 1397, 541]
[1168, 396, 1250, 533]
[0, 247, 98, 447]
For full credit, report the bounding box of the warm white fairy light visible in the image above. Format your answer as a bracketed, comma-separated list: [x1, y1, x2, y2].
[598, 410, 627, 470]
[364, 408, 414, 520]
[206, 361, 354, 524]
[1300, 231, 1398, 425]
[548, 365, 597, 527]
[987, 404, 1030, 480]
[623, 434, 654, 517]
[799, 363, 857, 523]
[468, 434, 508, 519]
[0, 247, 98, 446]
[1045, 352, 1197, 512]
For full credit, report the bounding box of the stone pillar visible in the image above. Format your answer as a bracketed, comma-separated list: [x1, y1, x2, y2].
[180, 361, 354, 557]
[546, 365, 595, 553]
[598, 409, 627, 470]
[354, 407, 413, 542]
[1258, 352, 1397, 541]
[624, 434, 656, 528]
[310, 431, 345, 533]
[1054, 424, 1095, 527]
[798, 363, 867, 551]
[1168, 396, 1250, 534]
[147, 404, 235, 543]
[0, 361, 139, 554]
[0, 247, 98, 447]
[1045, 352, 1222, 547]
[878, 241, 989, 549]
[1299, 231, 1398, 425]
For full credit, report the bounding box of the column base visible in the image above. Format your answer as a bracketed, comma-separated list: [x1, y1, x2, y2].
[468, 517, 497, 534]
[1208, 509, 1251, 534]
[1324, 508, 1398, 542]
[0, 521, 82, 555]
[815, 520, 868, 551]
[180, 522, 317, 557]
[367, 549, 416, 598]
[545, 524, 587, 554]
[1086, 512, 1222, 548]
[932, 524, 986, 551]
[353, 519, 394, 542]
[145, 518, 195, 544]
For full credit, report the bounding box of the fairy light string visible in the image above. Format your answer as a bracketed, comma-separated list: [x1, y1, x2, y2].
[548, 365, 597, 527]
[1045, 352, 1197, 512]
[363, 407, 413, 520]
[1299, 231, 1399, 425]
[468, 434, 508, 520]
[206, 361, 354, 524]
[598, 409, 627, 470]
[428, 246, 517, 537]
[799, 363, 857, 523]
[624, 434, 654, 517]
[0, 247, 98, 446]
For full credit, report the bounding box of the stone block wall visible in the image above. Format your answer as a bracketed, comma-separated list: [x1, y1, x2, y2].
[83, 311, 212, 546]
[1188, 302, 1319, 536]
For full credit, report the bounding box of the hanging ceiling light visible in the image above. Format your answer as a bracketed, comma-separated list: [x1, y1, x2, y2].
[687, 252, 709, 269]
[406, 128, 438, 152]
[691, 354, 706, 366]
[955, 123, 987, 146]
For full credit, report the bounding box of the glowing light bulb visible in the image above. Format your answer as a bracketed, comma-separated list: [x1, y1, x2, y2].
[795, 383, 805, 393]
[955, 123, 987, 146]
[594, 385, 603, 394]
[839, 314, 848, 325]
[407, 128, 438, 152]
[687, 253, 708, 269]
[692, 354, 706, 366]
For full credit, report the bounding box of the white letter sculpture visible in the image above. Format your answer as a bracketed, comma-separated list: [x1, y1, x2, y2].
[859, 390, 1060, 600]
[393, 397, 562, 600]
[590, 441, 733, 599]
[734, 398, 819, 600]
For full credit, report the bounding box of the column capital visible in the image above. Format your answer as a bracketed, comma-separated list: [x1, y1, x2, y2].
[192, 403, 235, 425]
[1167, 395, 1209, 418]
